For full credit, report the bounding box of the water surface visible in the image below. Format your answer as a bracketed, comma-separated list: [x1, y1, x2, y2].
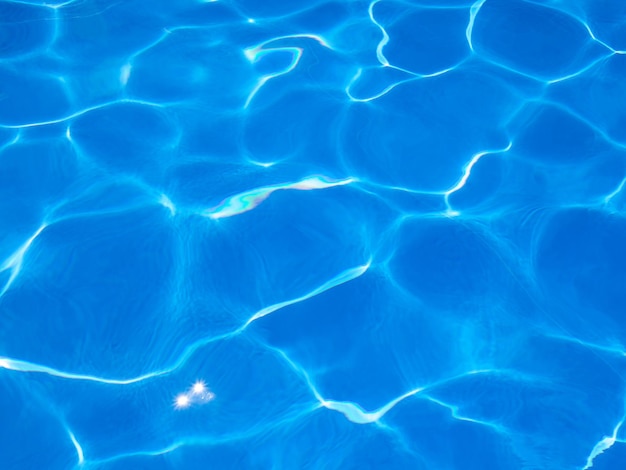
[1, 0, 626, 468]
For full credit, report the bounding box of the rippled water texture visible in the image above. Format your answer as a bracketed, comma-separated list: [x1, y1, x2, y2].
[1, 0, 626, 468]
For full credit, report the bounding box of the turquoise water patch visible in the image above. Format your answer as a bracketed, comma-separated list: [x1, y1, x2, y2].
[1, 1, 626, 469]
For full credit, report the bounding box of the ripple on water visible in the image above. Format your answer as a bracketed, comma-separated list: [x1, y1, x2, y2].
[54, 2, 165, 62]
[69, 102, 179, 176]
[0, 138, 79, 262]
[292, 1, 351, 31]
[243, 89, 346, 166]
[2, 0, 626, 468]
[0, 67, 70, 126]
[230, 0, 313, 19]
[0, 2, 54, 59]
[0, 138, 79, 209]
[53, 335, 315, 461]
[384, 392, 521, 470]
[252, 264, 469, 410]
[422, 371, 603, 469]
[0, 376, 77, 469]
[534, 208, 626, 332]
[550, 54, 626, 145]
[379, 4, 470, 74]
[509, 103, 612, 165]
[168, 1, 242, 27]
[446, 152, 506, 214]
[0, 207, 176, 376]
[127, 30, 253, 106]
[582, 0, 626, 50]
[389, 218, 513, 309]
[187, 186, 373, 316]
[343, 69, 514, 190]
[472, 0, 606, 80]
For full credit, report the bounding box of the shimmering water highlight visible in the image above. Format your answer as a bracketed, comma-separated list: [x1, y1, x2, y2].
[1, 0, 626, 469]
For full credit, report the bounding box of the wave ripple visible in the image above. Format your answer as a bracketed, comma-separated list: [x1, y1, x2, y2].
[1, 0, 625, 469]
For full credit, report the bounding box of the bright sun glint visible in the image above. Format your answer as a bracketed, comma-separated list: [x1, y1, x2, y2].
[191, 380, 206, 395]
[174, 379, 215, 410]
[175, 393, 191, 409]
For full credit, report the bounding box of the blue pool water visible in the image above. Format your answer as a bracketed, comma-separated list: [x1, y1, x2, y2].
[1, 0, 626, 468]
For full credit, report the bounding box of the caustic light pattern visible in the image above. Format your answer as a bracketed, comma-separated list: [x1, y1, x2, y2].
[1, 0, 626, 469]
